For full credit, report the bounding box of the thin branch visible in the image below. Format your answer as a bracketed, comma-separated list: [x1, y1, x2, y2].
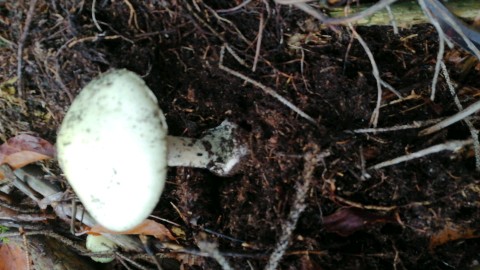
[252, 13, 265, 72]
[351, 118, 442, 133]
[419, 100, 480, 136]
[385, 5, 398, 34]
[219, 45, 316, 124]
[216, 0, 253, 13]
[439, 61, 480, 171]
[115, 252, 149, 270]
[370, 139, 472, 170]
[91, 0, 103, 32]
[418, 0, 449, 101]
[276, 0, 399, 25]
[198, 241, 233, 270]
[16, 0, 38, 97]
[264, 144, 320, 270]
[359, 145, 371, 179]
[348, 24, 395, 127]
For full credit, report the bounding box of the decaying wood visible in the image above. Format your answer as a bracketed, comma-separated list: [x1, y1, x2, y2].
[329, 0, 480, 27]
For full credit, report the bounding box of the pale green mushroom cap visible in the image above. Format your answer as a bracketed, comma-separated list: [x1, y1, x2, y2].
[57, 69, 168, 232]
[86, 234, 117, 263]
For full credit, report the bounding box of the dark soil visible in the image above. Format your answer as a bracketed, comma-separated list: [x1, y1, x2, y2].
[1, 0, 480, 269]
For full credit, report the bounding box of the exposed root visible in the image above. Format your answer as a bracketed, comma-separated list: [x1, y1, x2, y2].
[264, 144, 320, 270]
[370, 139, 472, 170]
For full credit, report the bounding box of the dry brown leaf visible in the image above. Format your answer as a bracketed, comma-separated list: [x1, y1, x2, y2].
[0, 134, 55, 170]
[429, 222, 480, 250]
[0, 243, 30, 270]
[89, 219, 176, 241]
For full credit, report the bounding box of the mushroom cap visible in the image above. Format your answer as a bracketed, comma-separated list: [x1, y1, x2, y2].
[86, 234, 117, 263]
[57, 69, 168, 232]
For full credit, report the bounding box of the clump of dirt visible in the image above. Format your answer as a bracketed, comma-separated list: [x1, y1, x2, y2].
[1, 0, 480, 269]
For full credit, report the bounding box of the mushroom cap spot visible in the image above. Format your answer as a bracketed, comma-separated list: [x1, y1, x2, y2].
[57, 69, 168, 232]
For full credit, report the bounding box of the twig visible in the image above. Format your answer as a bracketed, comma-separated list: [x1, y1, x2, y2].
[16, 0, 38, 97]
[333, 195, 398, 211]
[385, 5, 398, 34]
[439, 61, 480, 171]
[348, 24, 399, 127]
[198, 241, 233, 270]
[418, 0, 449, 101]
[224, 44, 249, 68]
[276, 0, 398, 25]
[139, 236, 163, 270]
[67, 35, 130, 48]
[216, 0, 253, 13]
[359, 146, 371, 180]
[122, 0, 140, 31]
[430, 51, 445, 101]
[91, 0, 103, 32]
[380, 79, 401, 98]
[3, 166, 42, 205]
[185, 1, 250, 46]
[70, 198, 77, 234]
[274, 0, 311, 4]
[115, 252, 149, 270]
[118, 258, 134, 270]
[369, 139, 472, 170]
[203, 4, 251, 45]
[203, 228, 245, 244]
[219, 45, 316, 124]
[0, 35, 15, 48]
[264, 144, 320, 270]
[252, 13, 265, 72]
[419, 100, 480, 136]
[352, 118, 443, 133]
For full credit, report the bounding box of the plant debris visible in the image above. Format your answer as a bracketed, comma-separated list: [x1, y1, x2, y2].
[0, 0, 480, 269]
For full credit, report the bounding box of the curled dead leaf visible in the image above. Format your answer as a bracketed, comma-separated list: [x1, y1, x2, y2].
[429, 222, 480, 250]
[0, 134, 55, 170]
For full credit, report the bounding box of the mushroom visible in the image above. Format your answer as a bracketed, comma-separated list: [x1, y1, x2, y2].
[86, 234, 117, 263]
[56, 69, 247, 232]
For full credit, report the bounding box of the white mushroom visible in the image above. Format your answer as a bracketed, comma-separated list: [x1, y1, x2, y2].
[56, 69, 247, 232]
[86, 234, 117, 263]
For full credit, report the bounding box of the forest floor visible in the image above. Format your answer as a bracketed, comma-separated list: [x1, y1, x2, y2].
[1, 0, 480, 269]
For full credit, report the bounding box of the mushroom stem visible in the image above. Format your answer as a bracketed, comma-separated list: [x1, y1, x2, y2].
[166, 120, 247, 176]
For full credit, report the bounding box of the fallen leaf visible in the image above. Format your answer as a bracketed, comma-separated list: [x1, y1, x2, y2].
[0, 134, 55, 170]
[429, 222, 480, 250]
[323, 207, 397, 236]
[171, 226, 187, 240]
[0, 243, 30, 270]
[89, 219, 175, 241]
